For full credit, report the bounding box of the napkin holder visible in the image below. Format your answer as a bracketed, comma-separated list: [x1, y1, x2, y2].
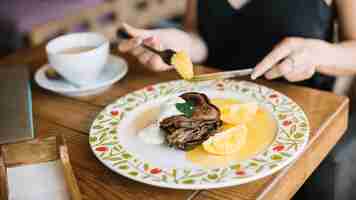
[0, 136, 81, 200]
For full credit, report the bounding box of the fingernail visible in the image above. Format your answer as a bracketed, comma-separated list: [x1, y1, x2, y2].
[251, 73, 257, 80]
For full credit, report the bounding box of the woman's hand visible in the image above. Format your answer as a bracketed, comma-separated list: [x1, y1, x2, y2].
[118, 23, 173, 71]
[118, 23, 207, 72]
[251, 37, 332, 82]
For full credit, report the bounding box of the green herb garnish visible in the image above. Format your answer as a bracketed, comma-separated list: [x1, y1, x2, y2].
[176, 101, 195, 118]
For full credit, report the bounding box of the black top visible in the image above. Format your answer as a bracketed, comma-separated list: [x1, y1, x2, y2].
[197, 0, 335, 90]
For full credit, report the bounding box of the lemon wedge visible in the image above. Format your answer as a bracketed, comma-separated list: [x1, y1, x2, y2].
[211, 99, 240, 117]
[222, 102, 258, 125]
[171, 51, 194, 80]
[202, 125, 248, 155]
[211, 99, 240, 110]
[211, 99, 259, 125]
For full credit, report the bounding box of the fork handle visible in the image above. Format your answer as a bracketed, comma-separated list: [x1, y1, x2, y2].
[141, 44, 162, 55]
[116, 29, 163, 55]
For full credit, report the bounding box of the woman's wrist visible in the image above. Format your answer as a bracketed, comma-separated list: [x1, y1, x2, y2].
[315, 40, 336, 68]
[316, 40, 356, 76]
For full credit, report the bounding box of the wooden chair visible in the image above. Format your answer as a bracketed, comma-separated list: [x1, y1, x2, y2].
[29, 0, 122, 46]
[119, 0, 185, 28]
[28, 0, 186, 46]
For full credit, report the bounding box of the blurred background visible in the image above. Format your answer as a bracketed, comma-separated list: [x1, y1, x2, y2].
[0, 0, 186, 58]
[1, 0, 356, 104]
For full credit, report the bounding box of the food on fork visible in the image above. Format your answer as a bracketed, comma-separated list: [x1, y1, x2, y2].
[171, 51, 194, 80]
[160, 92, 222, 150]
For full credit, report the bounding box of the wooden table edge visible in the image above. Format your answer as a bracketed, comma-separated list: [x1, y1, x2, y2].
[1, 47, 351, 200]
[255, 97, 349, 200]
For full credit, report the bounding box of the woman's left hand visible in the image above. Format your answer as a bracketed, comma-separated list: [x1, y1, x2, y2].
[251, 37, 331, 82]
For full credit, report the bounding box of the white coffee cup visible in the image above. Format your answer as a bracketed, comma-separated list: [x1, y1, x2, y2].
[46, 32, 109, 86]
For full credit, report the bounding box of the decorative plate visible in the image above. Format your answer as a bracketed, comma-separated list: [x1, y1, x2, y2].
[89, 80, 309, 189]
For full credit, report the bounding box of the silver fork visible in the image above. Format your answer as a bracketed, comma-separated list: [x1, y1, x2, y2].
[190, 68, 253, 82]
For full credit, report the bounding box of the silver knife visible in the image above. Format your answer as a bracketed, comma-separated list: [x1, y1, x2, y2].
[190, 68, 253, 82]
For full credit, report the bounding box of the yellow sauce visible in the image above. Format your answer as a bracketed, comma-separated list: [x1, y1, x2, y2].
[186, 98, 277, 168]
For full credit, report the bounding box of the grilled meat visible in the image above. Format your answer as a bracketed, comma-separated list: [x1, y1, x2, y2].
[160, 92, 222, 150]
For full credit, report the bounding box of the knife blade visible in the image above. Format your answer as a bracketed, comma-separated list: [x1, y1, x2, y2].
[190, 68, 253, 82]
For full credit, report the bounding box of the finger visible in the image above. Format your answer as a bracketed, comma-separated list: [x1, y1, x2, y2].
[251, 38, 301, 79]
[143, 36, 163, 51]
[274, 58, 298, 82]
[265, 67, 283, 80]
[148, 55, 173, 72]
[252, 45, 292, 79]
[284, 65, 315, 82]
[280, 51, 315, 82]
[277, 57, 314, 82]
[122, 23, 151, 38]
[131, 46, 145, 57]
[138, 51, 154, 65]
[278, 58, 294, 76]
[270, 57, 299, 81]
[119, 38, 142, 52]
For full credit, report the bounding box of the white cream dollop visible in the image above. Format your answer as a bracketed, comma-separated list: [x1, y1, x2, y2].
[138, 123, 165, 144]
[138, 96, 185, 145]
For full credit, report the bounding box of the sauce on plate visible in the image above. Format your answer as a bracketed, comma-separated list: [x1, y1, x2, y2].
[186, 98, 277, 168]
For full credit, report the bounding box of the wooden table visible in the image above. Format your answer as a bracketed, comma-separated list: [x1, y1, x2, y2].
[0, 47, 349, 200]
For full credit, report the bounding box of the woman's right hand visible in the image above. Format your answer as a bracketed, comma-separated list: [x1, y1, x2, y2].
[118, 23, 181, 72]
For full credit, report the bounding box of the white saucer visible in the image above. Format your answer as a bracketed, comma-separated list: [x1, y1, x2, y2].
[35, 55, 128, 97]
